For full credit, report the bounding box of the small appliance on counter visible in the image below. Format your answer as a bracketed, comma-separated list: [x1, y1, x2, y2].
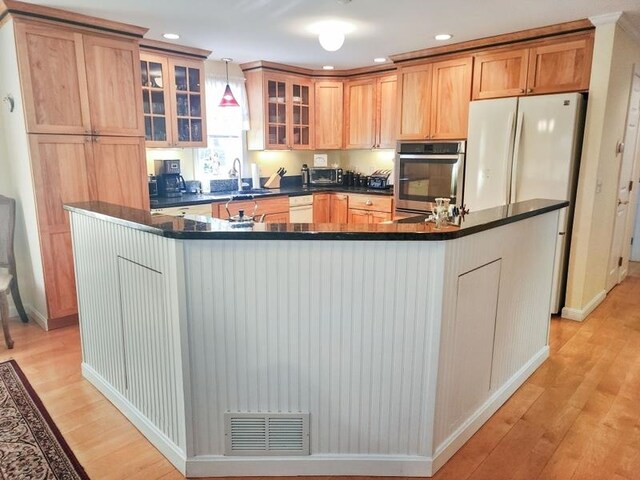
[308, 167, 343, 186]
[301, 164, 310, 186]
[368, 169, 392, 189]
[154, 159, 187, 198]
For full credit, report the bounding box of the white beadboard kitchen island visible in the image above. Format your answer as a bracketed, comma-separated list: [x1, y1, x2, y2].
[65, 199, 566, 478]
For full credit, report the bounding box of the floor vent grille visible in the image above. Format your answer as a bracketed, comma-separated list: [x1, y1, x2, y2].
[224, 413, 310, 456]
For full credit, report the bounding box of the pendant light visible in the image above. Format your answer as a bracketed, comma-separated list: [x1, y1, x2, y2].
[219, 58, 239, 107]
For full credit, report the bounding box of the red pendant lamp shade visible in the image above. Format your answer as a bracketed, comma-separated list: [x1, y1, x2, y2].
[219, 59, 239, 107]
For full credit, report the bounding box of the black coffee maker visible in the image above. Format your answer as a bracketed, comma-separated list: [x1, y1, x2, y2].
[155, 159, 186, 198]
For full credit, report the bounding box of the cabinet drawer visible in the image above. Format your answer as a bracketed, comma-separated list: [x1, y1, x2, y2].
[348, 194, 392, 213]
[217, 196, 290, 218]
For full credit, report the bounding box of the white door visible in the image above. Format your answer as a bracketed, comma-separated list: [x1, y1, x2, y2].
[606, 67, 640, 291]
[464, 97, 518, 211]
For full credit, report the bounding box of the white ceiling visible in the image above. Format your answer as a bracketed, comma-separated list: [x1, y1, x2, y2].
[21, 0, 640, 69]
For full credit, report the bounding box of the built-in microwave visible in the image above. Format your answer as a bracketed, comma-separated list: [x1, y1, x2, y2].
[308, 167, 343, 185]
[394, 141, 465, 213]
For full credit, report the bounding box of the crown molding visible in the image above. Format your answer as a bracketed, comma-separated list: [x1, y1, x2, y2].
[588, 12, 623, 27]
[618, 12, 640, 43]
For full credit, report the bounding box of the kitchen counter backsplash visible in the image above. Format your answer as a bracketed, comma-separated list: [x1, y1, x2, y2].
[209, 175, 302, 193]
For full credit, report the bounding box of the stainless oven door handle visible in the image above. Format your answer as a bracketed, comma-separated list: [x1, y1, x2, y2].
[397, 154, 459, 161]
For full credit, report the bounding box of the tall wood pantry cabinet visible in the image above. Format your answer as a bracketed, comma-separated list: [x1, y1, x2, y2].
[7, 8, 149, 328]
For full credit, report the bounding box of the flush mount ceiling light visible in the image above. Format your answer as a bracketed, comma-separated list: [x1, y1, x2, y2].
[323, 65, 335, 70]
[163, 33, 180, 40]
[435, 33, 453, 41]
[310, 20, 354, 52]
[373, 57, 387, 63]
[219, 58, 239, 107]
[319, 30, 345, 51]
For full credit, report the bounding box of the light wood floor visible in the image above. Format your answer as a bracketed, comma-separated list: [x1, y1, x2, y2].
[1, 275, 640, 480]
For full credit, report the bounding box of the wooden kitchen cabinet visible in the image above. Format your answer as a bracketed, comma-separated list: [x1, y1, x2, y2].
[29, 135, 94, 321]
[472, 33, 594, 100]
[330, 193, 349, 223]
[345, 74, 397, 149]
[315, 193, 349, 223]
[245, 70, 313, 150]
[526, 34, 593, 95]
[397, 64, 432, 140]
[91, 136, 149, 210]
[15, 20, 144, 137]
[314, 81, 344, 149]
[28, 133, 149, 321]
[430, 57, 473, 139]
[397, 57, 471, 140]
[313, 193, 331, 223]
[345, 78, 375, 149]
[472, 48, 530, 99]
[140, 52, 207, 147]
[216, 196, 290, 222]
[347, 193, 393, 224]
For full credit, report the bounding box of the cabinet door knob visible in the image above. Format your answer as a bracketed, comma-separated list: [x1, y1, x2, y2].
[365, 199, 373, 206]
[526, 88, 533, 93]
[519, 89, 525, 93]
[92, 129, 98, 135]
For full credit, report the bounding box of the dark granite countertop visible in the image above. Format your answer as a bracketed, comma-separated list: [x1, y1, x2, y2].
[149, 185, 393, 209]
[65, 199, 568, 241]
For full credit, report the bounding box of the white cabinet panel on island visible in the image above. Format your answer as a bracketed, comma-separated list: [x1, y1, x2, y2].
[67, 200, 561, 478]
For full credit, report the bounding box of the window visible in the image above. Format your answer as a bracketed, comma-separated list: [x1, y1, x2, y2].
[196, 68, 249, 190]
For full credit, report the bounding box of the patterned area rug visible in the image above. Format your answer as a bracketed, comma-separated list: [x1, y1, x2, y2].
[0, 360, 89, 479]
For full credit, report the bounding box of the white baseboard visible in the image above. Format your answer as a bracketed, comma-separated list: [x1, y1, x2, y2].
[81, 363, 187, 474]
[431, 346, 550, 474]
[561, 290, 606, 321]
[186, 454, 432, 478]
[8, 303, 48, 330]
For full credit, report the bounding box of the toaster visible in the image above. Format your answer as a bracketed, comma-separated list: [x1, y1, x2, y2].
[368, 169, 392, 189]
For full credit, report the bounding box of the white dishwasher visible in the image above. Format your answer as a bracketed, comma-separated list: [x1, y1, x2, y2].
[289, 194, 314, 223]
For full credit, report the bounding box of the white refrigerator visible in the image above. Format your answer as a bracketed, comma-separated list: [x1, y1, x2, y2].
[464, 93, 586, 313]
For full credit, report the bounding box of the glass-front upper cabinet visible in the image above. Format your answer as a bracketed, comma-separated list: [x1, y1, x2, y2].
[140, 54, 169, 146]
[263, 74, 313, 150]
[140, 51, 207, 148]
[171, 58, 206, 146]
[291, 81, 311, 149]
[266, 78, 287, 149]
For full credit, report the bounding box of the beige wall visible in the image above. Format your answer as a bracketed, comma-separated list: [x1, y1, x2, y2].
[0, 20, 48, 327]
[247, 148, 395, 179]
[564, 21, 640, 317]
[145, 148, 196, 178]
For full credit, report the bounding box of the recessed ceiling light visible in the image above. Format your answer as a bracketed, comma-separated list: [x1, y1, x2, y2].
[323, 65, 335, 70]
[163, 33, 180, 40]
[435, 34, 452, 41]
[373, 57, 387, 63]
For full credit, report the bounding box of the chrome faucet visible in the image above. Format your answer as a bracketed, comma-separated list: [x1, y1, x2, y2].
[232, 158, 243, 191]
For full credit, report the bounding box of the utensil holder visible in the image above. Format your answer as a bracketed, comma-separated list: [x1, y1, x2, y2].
[264, 173, 281, 189]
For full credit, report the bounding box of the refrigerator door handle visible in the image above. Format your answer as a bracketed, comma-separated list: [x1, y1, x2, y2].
[510, 111, 525, 203]
[504, 112, 516, 204]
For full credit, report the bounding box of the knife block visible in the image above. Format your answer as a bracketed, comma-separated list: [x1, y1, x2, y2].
[264, 172, 281, 189]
